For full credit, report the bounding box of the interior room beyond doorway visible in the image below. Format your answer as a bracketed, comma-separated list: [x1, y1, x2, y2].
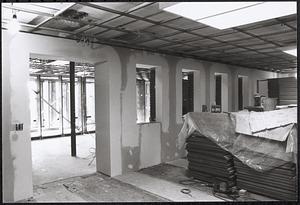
[28, 56, 96, 185]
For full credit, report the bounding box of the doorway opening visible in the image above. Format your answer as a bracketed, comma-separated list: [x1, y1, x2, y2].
[28, 57, 96, 185]
[238, 75, 249, 110]
[214, 73, 229, 112]
[182, 70, 194, 115]
[238, 76, 243, 110]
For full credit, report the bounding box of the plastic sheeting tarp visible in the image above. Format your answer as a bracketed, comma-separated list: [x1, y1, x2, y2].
[178, 110, 297, 172]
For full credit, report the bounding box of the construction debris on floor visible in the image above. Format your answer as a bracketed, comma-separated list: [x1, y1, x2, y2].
[18, 161, 279, 203]
[178, 108, 298, 201]
[28, 173, 166, 202]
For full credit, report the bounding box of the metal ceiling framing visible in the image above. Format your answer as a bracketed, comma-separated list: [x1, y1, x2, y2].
[1, 1, 297, 72]
[77, 2, 296, 70]
[73, 2, 155, 37]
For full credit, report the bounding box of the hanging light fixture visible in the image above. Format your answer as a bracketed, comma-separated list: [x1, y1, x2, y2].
[8, 9, 20, 35]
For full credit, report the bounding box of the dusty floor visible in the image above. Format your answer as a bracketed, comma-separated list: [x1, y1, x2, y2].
[29, 136, 275, 202]
[24, 163, 221, 202]
[21, 161, 275, 203]
[31, 133, 96, 185]
[28, 173, 167, 202]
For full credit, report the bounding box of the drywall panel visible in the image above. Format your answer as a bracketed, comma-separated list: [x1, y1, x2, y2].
[139, 123, 161, 169]
[95, 64, 111, 175]
[2, 33, 14, 202]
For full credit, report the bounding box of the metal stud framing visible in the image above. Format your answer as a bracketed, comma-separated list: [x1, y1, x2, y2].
[1, 2, 297, 72]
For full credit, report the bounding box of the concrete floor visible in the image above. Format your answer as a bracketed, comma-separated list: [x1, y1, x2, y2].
[24, 163, 222, 202]
[28, 173, 166, 202]
[29, 135, 275, 202]
[31, 133, 96, 185]
[115, 164, 223, 202]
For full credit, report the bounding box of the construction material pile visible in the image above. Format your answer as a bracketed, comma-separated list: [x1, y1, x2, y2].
[234, 158, 297, 201]
[186, 133, 236, 189]
[178, 109, 297, 201]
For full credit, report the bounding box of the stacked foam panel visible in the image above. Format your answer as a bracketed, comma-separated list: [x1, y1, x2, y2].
[234, 158, 297, 201]
[186, 134, 236, 188]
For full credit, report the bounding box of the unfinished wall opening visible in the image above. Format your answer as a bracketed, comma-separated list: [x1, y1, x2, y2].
[29, 58, 95, 139]
[136, 64, 157, 123]
[182, 69, 194, 115]
[238, 75, 249, 110]
[238, 76, 243, 110]
[214, 73, 229, 112]
[28, 56, 96, 185]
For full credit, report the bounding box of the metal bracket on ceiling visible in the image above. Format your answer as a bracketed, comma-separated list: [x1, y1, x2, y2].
[76, 34, 92, 47]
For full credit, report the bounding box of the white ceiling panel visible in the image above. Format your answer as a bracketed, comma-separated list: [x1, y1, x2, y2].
[2, 7, 38, 24]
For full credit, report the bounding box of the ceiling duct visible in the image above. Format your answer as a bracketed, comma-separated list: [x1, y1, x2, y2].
[60, 9, 88, 20]
[45, 9, 89, 31]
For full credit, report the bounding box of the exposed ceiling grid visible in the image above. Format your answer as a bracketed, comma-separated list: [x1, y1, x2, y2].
[1, 2, 297, 72]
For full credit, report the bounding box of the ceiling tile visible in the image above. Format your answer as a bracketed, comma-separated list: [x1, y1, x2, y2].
[162, 32, 196, 42]
[163, 18, 203, 30]
[96, 30, 125, 38]
[121, 20, 153, 31]
[247, 24, 293, 36]
[148, 12, 180, 23]
[103, 16, 135, 27]
[90, 2, 143, 12]
[130, 3, 161, 17]
[139, 39, 169, 47]
[214, 32, 251, 41]
[143, 25, 177, 36]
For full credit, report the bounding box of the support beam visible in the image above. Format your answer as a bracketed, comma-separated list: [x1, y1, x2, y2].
[60, 76, 64, 136]
[37, 75, 43, 140]
[70, 62, 76, 156]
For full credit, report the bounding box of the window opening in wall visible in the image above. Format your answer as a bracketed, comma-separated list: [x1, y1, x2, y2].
[238, 76, 243, 110]
[136, 66, 156, 123]
[29, 58, 95, 139]
[215, 74, 222, 107]
[182, 71, 194, 115]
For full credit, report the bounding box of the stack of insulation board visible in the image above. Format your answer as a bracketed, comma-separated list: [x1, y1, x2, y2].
[234, 158, 297, 201]
[186, 133, 236, 188]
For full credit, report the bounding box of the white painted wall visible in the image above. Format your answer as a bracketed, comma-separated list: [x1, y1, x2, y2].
[1, 31, 115, 202]
[2, 30, 278, 202]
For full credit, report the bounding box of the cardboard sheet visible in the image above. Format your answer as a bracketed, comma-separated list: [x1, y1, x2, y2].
[249, 107, 297, 133]
[233, 108, 297, 141]
[252, 124, 294, 141]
